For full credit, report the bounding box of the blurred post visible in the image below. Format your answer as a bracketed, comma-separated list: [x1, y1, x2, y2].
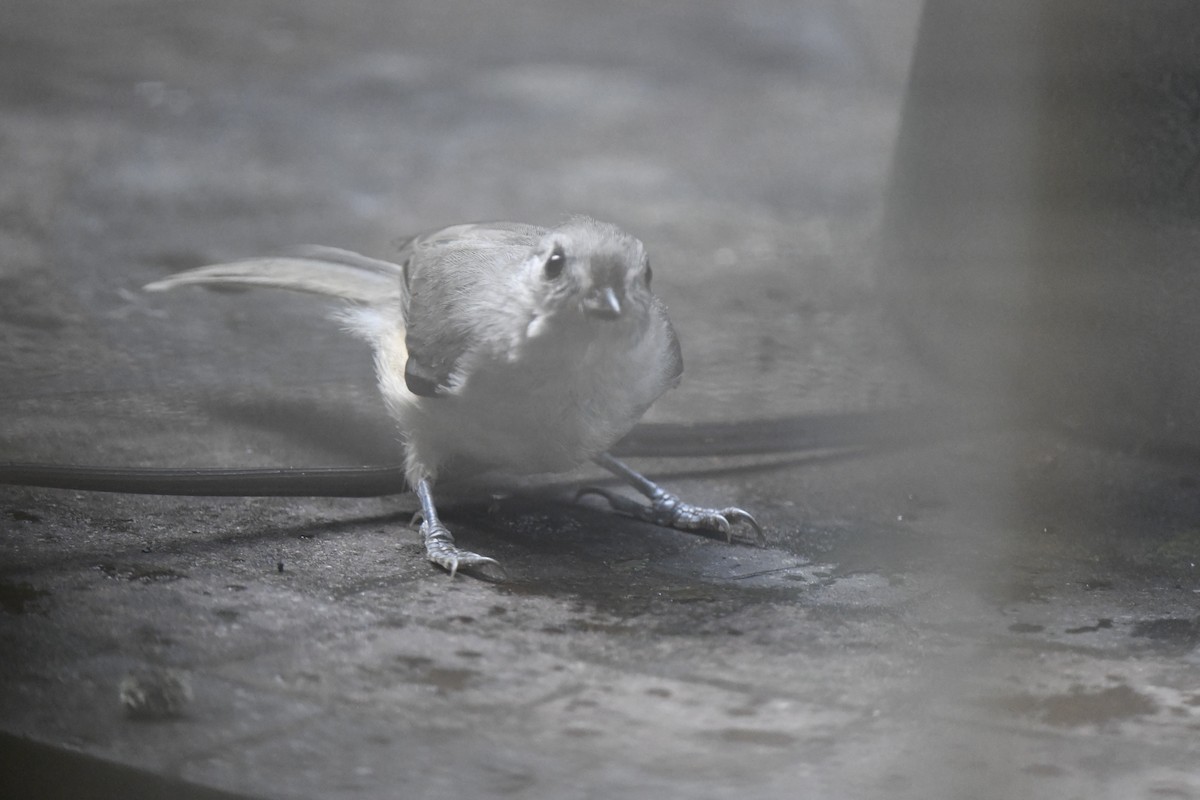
[883, 0, 1200, 449]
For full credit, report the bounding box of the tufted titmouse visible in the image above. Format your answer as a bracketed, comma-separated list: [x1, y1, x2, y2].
[145, 217, 761, 578]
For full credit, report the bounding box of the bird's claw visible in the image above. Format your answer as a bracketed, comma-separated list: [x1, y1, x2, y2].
[419, 520, 507, 581]
[577, 487, 766, 547]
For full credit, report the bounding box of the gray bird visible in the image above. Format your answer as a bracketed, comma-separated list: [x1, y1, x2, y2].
[145, 217, 761, 578]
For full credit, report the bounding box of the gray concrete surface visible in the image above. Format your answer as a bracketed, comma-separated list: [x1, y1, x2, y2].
[3, 2, 1200, 799]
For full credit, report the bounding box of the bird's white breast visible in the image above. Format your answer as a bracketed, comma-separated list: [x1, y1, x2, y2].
[387, 314, 673, 480]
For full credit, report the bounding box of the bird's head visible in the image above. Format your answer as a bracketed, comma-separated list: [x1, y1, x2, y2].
[521, 218, 654, 336]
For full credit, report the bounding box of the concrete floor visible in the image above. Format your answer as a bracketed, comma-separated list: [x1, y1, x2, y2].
[3, 2, 1200, 798]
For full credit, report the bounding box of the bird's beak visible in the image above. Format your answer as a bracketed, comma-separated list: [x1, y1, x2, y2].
[583, 286, 623, 320]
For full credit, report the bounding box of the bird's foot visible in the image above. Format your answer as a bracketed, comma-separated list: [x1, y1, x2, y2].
[578, 487, 766, 546]
[419, 520, 507, 581]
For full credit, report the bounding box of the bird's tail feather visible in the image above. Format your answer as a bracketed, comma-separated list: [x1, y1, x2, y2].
[144, 246, 404, 305]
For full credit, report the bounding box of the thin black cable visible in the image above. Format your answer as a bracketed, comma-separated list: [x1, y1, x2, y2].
[0, 407, 984, 498]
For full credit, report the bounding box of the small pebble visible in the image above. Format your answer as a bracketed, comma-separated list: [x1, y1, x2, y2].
[118, 668, 193, 720]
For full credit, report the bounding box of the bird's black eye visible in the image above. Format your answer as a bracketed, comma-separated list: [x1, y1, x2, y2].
[543, 244, 566, 280]
[643, 258, 653, 287]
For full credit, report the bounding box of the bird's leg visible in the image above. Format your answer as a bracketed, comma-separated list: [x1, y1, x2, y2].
[580, 453, 765, 546]
[413, 479, 506, 580]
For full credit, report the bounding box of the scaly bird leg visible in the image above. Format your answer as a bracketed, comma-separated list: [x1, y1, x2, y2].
[414, 479, 507, 580]
[581, 453, 765, 546]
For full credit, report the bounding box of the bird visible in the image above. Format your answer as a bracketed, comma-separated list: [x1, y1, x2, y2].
[145, 216, 762, 579]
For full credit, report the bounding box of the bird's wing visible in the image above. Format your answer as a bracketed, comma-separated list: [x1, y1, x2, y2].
[144, 225, 547, 399]
[663, 307, 684, 387]
[398, 222, 545, 397]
